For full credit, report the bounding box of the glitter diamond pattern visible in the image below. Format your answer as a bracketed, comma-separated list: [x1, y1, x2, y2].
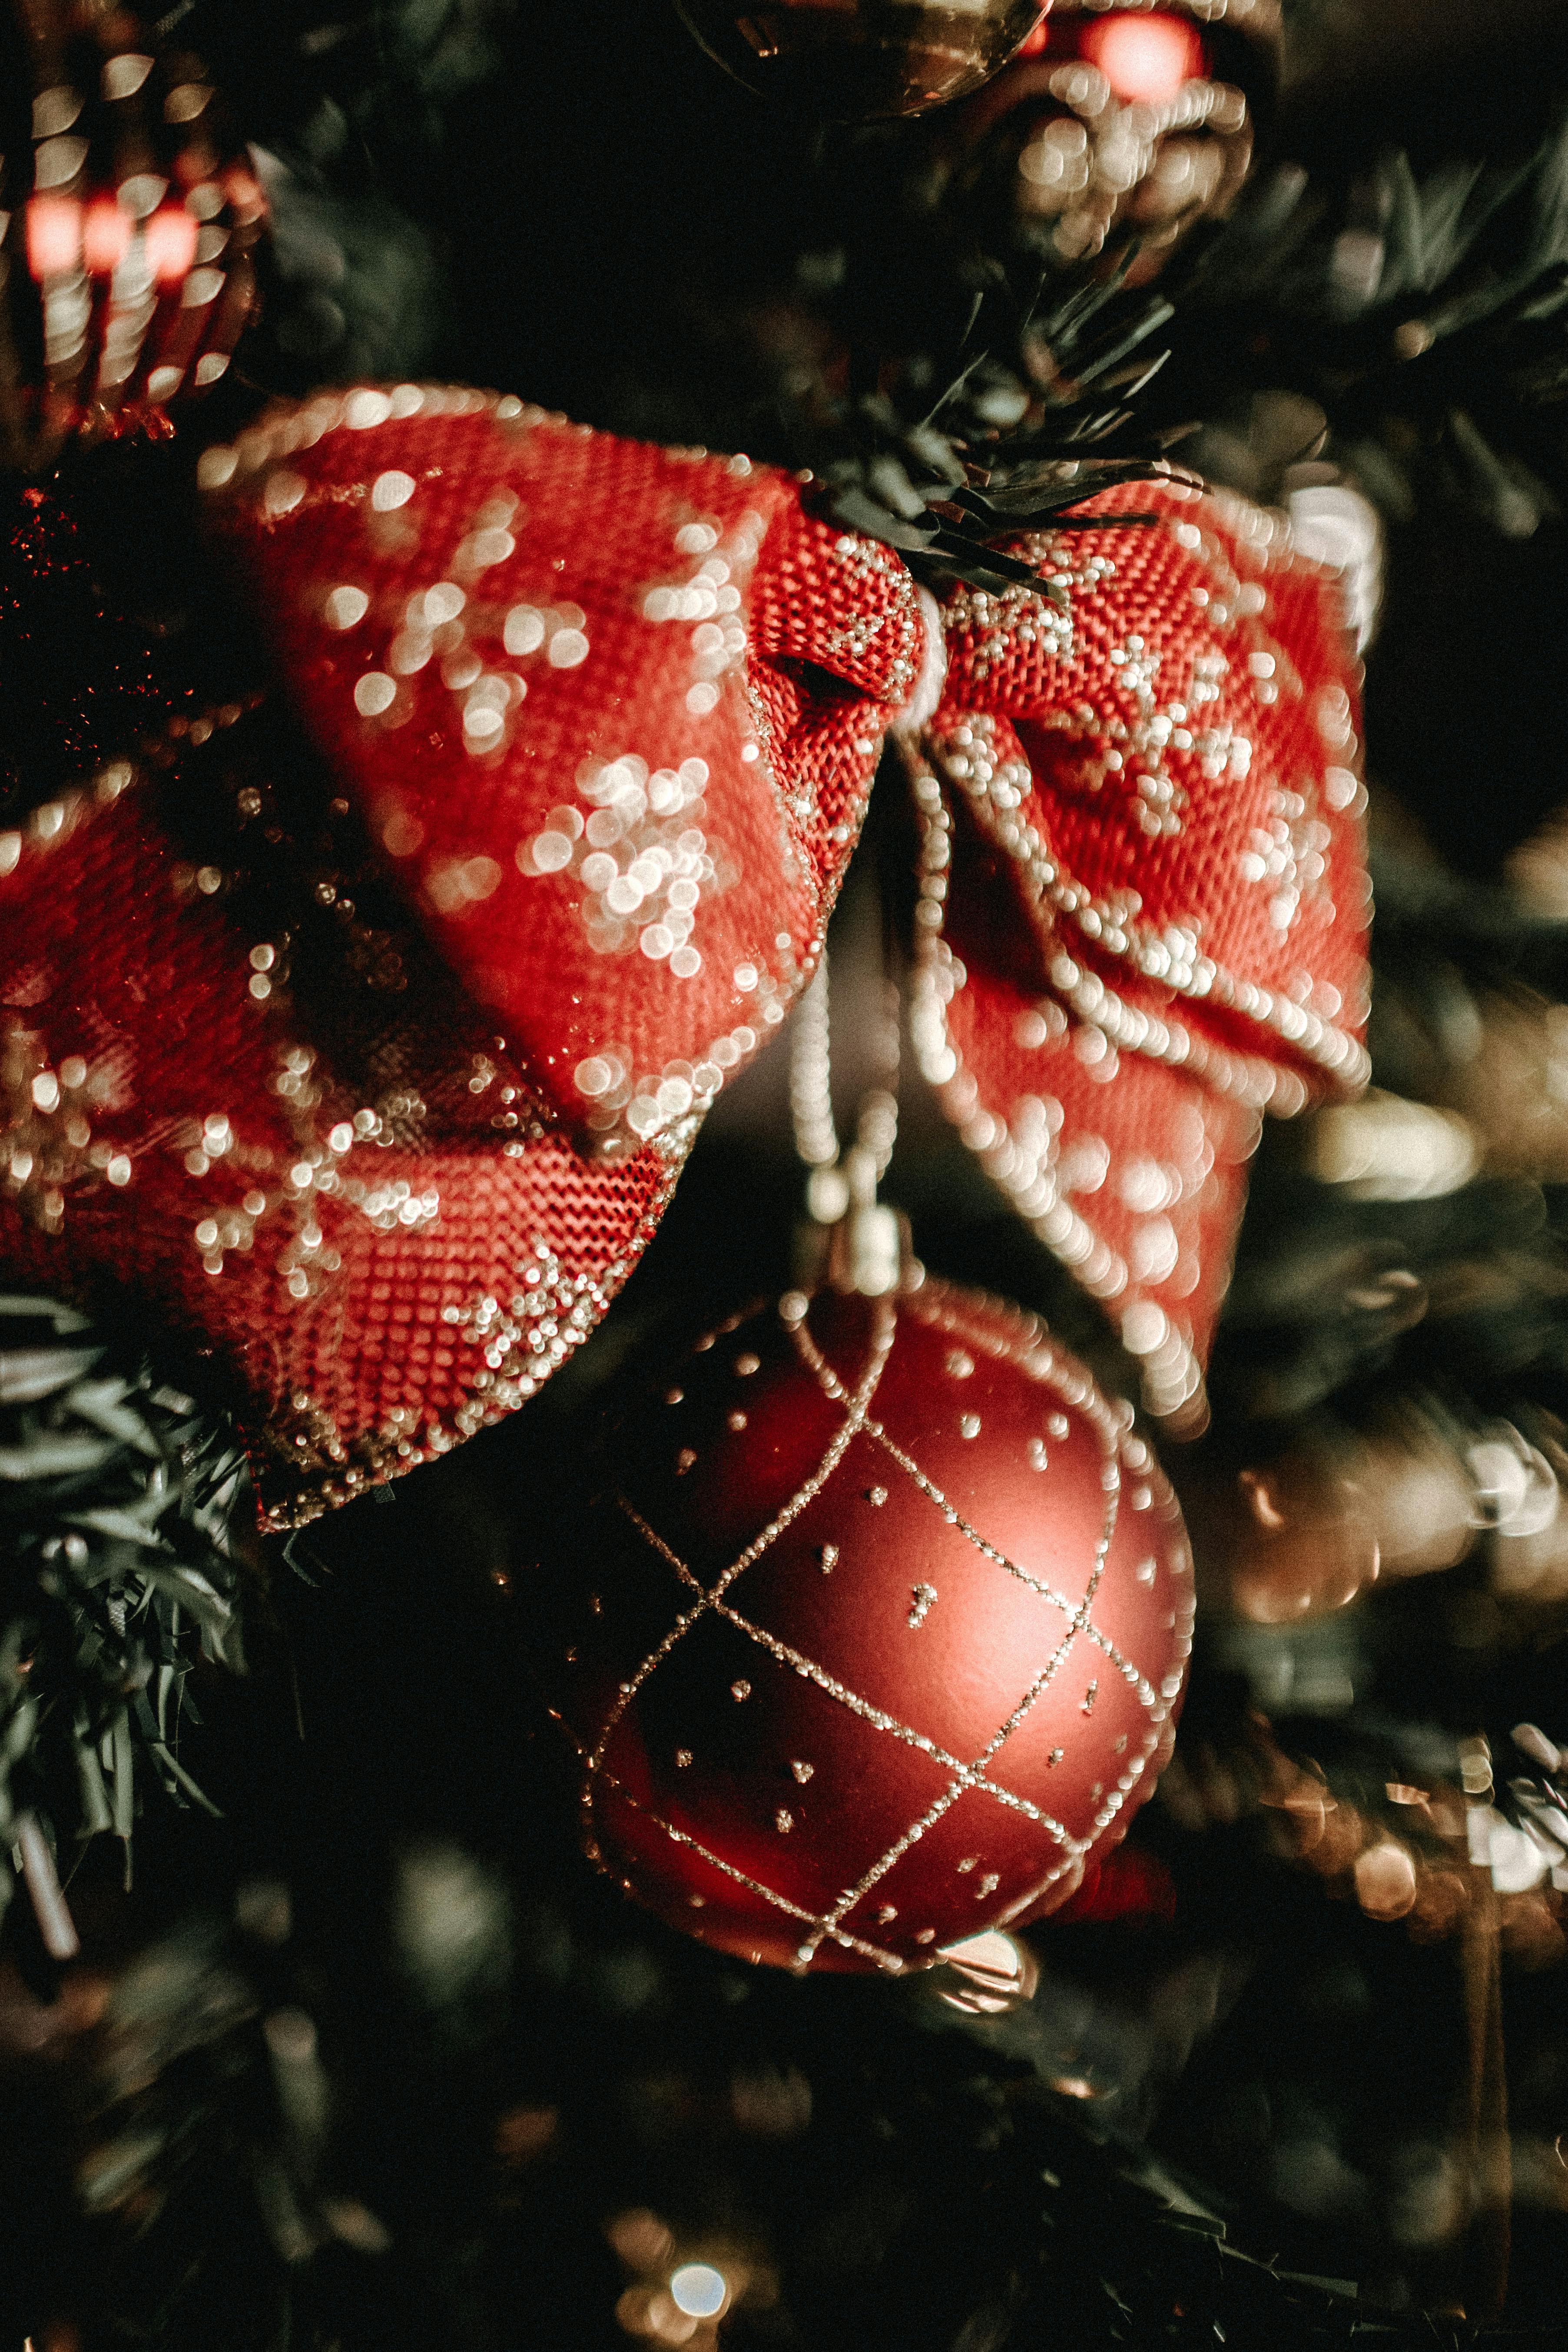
[554, 1280, 1192, 1974]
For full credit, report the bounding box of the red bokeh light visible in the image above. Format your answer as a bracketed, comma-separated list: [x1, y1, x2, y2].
[83, 199, 133, 276]
[222, 168, 267, 226]
[1081, 13, 1207, 103]
[144, 206, 200, 283]
[26, 195, 83, 279]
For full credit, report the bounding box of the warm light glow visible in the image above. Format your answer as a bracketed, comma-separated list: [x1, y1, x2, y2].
[1309, 1089, 1477, 1201]
[1354, 1839, 1418, 1921]
[607, 2210, 675, 2272]
[224, 170, 267, 225]
[669, 2265, 727, 2320]
[936, 1927, 1038, 2014]
[1081, 13, 1205, 103]
[26, 195, 83, 278]
[83, 198, 133, 275]
[144, 205, 200, 282]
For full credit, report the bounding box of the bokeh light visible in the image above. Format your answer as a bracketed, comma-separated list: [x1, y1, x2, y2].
[26, 195, 83, 278]
[1080, 13, 1206, 103]
[669, 2265, 727, 2320]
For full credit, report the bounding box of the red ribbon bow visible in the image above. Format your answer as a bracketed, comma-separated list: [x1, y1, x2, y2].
[0, 389, 914, 1523]
[912, 479, 1370, 1423]
[0, 390, 1367, 1520]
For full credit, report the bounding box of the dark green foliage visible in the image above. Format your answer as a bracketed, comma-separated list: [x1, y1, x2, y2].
[0, 1295, 247, 1914]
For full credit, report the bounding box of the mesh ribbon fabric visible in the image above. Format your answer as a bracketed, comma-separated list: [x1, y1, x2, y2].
[909, 478, 1371, 1424]
[0, 388, 922, 1524]
[202, 390, 925, 1146]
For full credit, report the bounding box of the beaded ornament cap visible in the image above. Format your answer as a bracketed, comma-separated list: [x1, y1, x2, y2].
[0, 387, 922, 1525]
[909, 477, 1371, 1425]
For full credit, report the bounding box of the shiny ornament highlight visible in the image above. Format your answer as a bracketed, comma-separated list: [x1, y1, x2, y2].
[537, 1278, 1192, 1973]
[674, 0, 1049, 120]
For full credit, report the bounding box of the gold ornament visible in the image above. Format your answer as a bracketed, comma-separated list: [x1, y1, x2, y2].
[673, 0, 1048, 120]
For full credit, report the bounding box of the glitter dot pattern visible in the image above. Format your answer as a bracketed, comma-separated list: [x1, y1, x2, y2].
[543, 1280, 1192, 1975]
[0, 385, 929, 1525]
[903, 479, 1371, 1429]
[204, 387, 924, 1159]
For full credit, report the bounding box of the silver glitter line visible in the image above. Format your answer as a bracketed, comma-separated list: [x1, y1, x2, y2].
[803, 1778, 970, 1956]
[994, 1851, 1084, 1925]
[862, 1413, 1107, 1621]
[1082, 1619, 1160, 1707]
[717, 1602, 1075, 1845]
[978, 1775, 1079, 1836]
[796, 1298, 1124, 1630]
[788, 1296, 896, 1414]
[711, 1407, 865, 1600]
[594, 1301, 898, 1767]
[970, 1624, 1083, 1768]
[617, 1496, 706, 1593]
[585, 1605, 708, 1773]
[583, 1304, 904, 1884]
[587, 1757, 908, 1971]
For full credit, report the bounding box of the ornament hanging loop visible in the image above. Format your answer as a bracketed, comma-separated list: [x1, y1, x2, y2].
[791, 951, 915, 1299]
[826, 1190, 907, 1299]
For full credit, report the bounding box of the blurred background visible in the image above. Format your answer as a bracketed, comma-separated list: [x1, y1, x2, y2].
[6, 2, 1568, 2346]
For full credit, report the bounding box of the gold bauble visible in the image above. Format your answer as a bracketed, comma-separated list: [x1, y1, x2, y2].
[674, 0, 1048, 120]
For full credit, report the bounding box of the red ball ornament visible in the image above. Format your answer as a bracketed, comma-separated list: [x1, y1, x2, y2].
[538, 1277, 1192, 1974]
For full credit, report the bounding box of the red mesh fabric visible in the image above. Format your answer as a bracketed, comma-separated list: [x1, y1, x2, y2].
[910, 479, 1370, 1422]
[204, 389, 924, 1149]
[0, 769, 688, 1528]
[0, 390, 924, 1526]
